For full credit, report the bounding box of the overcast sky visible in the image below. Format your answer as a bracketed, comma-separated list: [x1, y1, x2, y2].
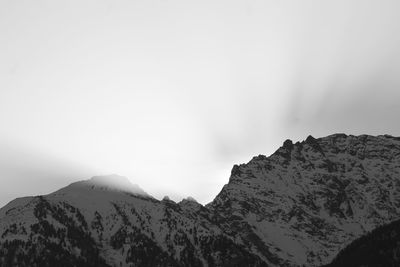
[1, 0, 400, 206]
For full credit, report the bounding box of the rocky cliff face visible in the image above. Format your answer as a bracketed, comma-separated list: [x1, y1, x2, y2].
[1, 134, 400, 266]
[209, 134, 400, 266]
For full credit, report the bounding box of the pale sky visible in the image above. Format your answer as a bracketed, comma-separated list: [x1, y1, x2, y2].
[1, 0, 400, 206]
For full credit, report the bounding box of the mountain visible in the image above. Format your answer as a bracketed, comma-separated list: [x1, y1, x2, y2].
[209, 134, 400, 266]
[1, 134, 400, 266]
[0, 175, 265, 267]
[324, 218, 400, 267]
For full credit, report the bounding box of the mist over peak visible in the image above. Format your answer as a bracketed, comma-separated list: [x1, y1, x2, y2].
[89, 174, 133, 187]
[55, 174, 150, 198]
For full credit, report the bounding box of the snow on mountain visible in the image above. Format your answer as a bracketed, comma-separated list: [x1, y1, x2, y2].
[0, 175, 264, 266]
[72, 174, 149, 196]
[1, 134, 400, 266]
[208, 134, 400, 266]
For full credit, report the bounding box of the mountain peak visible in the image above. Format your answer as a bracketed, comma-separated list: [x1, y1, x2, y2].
[305, 134, 317, 143]
[283, 139, 294, 148]
[184, 196, 197, 202]
[54, 174, 150, 197]
[89, 174, 132, 186]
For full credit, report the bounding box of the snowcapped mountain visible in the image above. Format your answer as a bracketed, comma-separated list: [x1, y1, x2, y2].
[209, 134, 400, 266]
[1, 134, 400, 266]
[0, 175, 264, 267]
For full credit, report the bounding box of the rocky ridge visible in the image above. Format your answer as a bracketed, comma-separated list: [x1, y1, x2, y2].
[209, 134, 400, 266]
[1, 134, 400, 266]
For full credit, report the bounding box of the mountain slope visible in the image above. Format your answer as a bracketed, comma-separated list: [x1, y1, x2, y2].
[0, 175, 265, 267]
[1, 134, 400, 266]
[208, 134, 400, 266]
[325, 218, 400, 267]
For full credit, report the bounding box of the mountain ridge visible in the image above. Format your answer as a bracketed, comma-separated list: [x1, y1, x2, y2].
[1, 133, 400, 266]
